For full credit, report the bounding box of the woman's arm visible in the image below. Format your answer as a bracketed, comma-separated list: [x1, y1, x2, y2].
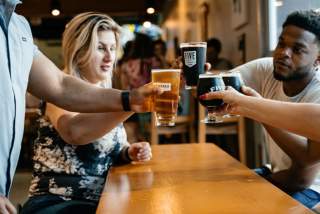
[46, 103, 133, 145]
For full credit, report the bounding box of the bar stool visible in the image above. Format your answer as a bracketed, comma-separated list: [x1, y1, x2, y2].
[198, 104, 246, 164]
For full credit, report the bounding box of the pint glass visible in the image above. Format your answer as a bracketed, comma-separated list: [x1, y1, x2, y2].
[180, 42, 207, 89]
[221, 71, 244, 93]
[152, 69, 181, 126]
[221, 71, 244, 118]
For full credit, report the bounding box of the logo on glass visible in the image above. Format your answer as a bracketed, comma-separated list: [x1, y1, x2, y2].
[154, 82, 171, 91]
[210, 86, 225, 92]
[184, 51, 197, 67]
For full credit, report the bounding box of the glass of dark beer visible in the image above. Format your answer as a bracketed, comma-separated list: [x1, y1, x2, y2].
[180, 42, 207, 89]
[221, 71, 244, 118]
[222, 71, 243, 92]
[197, 73, 226, 123]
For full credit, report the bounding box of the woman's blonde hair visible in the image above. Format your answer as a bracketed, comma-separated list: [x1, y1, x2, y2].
[62, 12, 121, 77]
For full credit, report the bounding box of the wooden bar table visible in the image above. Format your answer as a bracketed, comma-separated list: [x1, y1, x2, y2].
[97, 144, 312, 214]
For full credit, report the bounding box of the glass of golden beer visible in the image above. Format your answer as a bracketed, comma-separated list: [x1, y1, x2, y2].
[152, 69, 181, 126]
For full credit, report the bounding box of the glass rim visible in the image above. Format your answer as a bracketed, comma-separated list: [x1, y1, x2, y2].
[151, 69, 181, 73]
[220, 72, 242, 77]
[199, 73, 222, 78]
[180, 42, 207, 48]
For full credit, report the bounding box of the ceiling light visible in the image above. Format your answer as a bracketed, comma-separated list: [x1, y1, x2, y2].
[147, 7, 155, 14]
[143, 21, 151, 28]
[145, 0, 156, 14]
[51, 0, 61, 16]
[51, 9, 60, 16]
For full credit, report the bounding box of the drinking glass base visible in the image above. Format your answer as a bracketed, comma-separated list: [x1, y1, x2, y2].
[223, 114, 240, 119]
[201, 118, 224, 124]
[185, 86, 197, 90]
[156, 121, 175, 127]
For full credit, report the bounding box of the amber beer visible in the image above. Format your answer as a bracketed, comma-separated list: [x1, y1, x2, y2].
[141, 83, 155, 112]
[152, 69, 181, 126]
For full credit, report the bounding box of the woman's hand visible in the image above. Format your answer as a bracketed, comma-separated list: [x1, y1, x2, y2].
[128, 142, 152, 162]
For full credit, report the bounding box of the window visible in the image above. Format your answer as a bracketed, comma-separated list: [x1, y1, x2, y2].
[268, 0, 320, 51]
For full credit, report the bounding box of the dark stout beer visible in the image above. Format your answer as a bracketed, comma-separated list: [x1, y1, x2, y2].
[197, 74, 225, 107]
[180, 42, 207, 89]
[222, 72, 243, 92]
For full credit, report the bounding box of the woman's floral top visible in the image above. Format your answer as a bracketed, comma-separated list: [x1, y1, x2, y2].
[28, 112, 130, 202]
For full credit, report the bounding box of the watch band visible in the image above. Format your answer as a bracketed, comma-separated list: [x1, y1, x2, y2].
[121, 91, 131, 111]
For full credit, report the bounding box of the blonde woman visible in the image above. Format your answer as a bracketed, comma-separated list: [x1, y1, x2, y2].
[21, 12, 152, 213]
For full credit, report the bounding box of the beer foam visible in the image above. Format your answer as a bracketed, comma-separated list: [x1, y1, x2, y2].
[152, 69, 181, 73]
[199, 74, 221, 78]
[180, 42, 207, 48]
[221, 72, 243, 83]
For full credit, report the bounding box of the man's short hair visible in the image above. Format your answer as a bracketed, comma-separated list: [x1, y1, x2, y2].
[283, 10, 320, 42]
[207, 38, 222, 53]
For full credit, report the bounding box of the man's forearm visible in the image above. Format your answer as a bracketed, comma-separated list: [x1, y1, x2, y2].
[263, 124, 309, 166]
[50, 75, 123, 112]
[28, 53, 124, 113]
[239, 97, 320, 141]
[240, 96, 320, 166]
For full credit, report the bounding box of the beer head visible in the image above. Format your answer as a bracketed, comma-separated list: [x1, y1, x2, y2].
[197, 73, 225, 108]
[180, 42, 207, 89]
[151, 69, 181, 91]
[180, 42, 207, 49]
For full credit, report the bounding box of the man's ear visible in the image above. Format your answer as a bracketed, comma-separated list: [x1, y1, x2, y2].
[314, 52, 320, 67]
[313, 48, 320, 67]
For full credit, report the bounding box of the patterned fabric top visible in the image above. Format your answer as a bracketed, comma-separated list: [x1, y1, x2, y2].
[28, 113, 130, 202]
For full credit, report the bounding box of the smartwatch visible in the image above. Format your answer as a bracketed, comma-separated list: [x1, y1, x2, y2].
[121, 91, 131, 111]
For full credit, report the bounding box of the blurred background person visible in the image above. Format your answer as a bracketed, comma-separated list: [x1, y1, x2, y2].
[118, 33, 162, 142]
[121, 33, 161, 89]
[153, 39, 170, 68]
[21, 12, 152, 214]
[113, 40, 133, 90]
[207, 37, 233, 70]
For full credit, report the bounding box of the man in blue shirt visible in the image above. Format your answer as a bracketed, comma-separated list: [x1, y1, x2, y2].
[0, 1, 161, 213]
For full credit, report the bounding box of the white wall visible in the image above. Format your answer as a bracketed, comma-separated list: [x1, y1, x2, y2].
[162, 0, 264, 64]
